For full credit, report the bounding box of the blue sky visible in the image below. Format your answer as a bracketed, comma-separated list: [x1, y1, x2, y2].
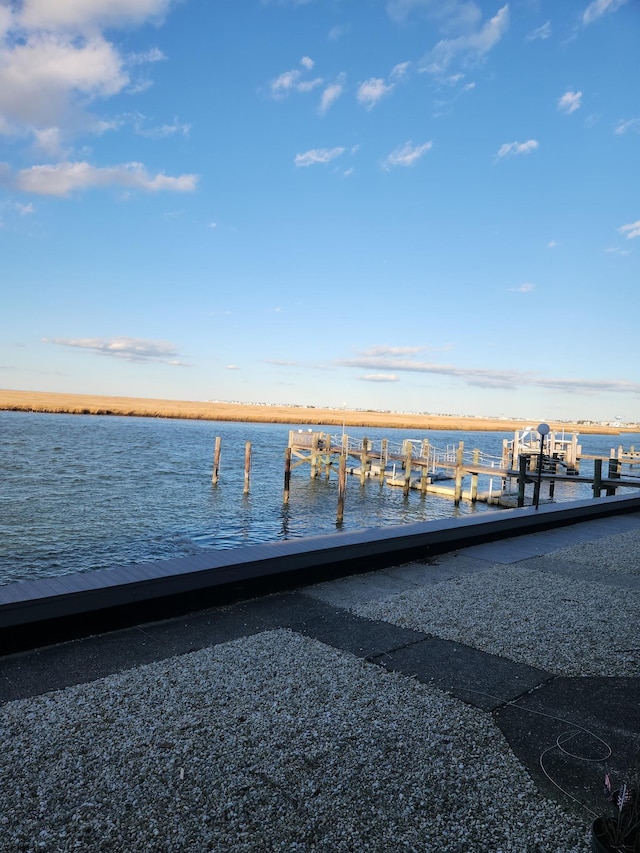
[1, 0, 638, 422]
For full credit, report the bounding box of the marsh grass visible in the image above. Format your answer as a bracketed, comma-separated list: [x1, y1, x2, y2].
[0, 388, 621, 434]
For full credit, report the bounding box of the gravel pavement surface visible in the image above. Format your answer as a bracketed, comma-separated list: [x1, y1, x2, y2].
[1, 629, 590, 853]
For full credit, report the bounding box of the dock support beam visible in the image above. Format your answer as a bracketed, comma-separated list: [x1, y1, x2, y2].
[593, 459, 603, 497]
[517, 455, 528, 507]
[606, 451, 620, 496]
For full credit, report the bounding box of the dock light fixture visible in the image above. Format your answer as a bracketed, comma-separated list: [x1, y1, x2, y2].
[535, 423, 550, 510]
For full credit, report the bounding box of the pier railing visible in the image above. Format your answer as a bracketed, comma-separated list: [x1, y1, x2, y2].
[327, 434, 503, 471]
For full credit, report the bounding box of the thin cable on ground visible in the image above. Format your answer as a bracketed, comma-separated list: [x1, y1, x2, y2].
[449, 683, 612, 817]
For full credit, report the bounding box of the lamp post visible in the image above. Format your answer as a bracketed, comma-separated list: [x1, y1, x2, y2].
[534, 422, 550, 510]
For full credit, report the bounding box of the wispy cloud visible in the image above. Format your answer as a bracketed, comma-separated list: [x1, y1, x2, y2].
[46, 336, 187, 365]
[361, 345, 427, 357]
[357, 77, 394, 109]
[582, 0, 628, 26]
[390, 61, 411, 80]
[359, 374, 398, 382]
[382, 140, 433, 169]
[15, 202, 35, 215]
[558, 90, 582, 114]
[619, 220, 640, 239]
[508, 282, 535, 293]
[294, 147, 346, 167]
[614, 118, 640, 135]
[269, 58, 323, 98]
[337, 352, 640, 395]
[526, 21, 551, 41]
[339, 355, 526, 390]
[423, 5, 509, 78]
[131, 114, 191, 138]
[386, 0, 482, 33]
[547, 240, 558, 248]
[496, 139, 539, 159]
[2, 161, 197, 196]
[328, 24, 349, 41]
[319, 74, 346, 114]
[605, 246, 631, 256]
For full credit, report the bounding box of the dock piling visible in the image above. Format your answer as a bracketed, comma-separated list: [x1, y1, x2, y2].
[243, 441, 251, 494]
[212, 436, 222, 485]
[337, 453, 347, 524]
[283, 447, 291, 504]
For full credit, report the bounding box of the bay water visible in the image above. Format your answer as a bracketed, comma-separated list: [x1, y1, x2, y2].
[0, 410, 634, 586]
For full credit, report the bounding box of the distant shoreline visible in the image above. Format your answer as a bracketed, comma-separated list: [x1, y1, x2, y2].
[0, 388, 631, 435]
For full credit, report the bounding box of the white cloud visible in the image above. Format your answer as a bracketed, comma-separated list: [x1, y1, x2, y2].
[133, 117, 191, 138]
[382, 140, 433, 169]
[424, 4, 509, 76]
[319, 75, 346, 114]
[15, 202, 35, 215]
[0, 34, 127, 131]
[386, 0, 483, 34]
[328, 24, 349, 41]
[294, 147, 345, 167]
[526, 21, 551, 41]
[7, 161, 198, 196]
[619, 220, 640, 239]
[496, 139, 539, 158]
[614, 118, 640, 135]
[558, 90, 582, 114]
[269, 58, 323, 98]
[19, 0, 173, 31]
[547, 240, 558, 248]
[226, 364, 240, 370]
[582, 0, 628, 25]
[0, 4, 175, 144]
[359, 374, 399, 382]
[390, 61, 411, 80]
[338, 352, 640, 395]
[47, 335, 186, 365]
[33, 127, 68, 158]
[362, 345, 426, 356]
[0, 4, 13, 40]
[357, 77, 394, 109]
[605, 246, 631, 256]
[508, 282, 535, 292]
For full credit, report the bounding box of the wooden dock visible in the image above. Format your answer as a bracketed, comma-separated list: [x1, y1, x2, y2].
[287, 429, 640, 509]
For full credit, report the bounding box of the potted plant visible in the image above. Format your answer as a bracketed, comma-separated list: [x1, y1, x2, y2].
[592, 772, 640, 852]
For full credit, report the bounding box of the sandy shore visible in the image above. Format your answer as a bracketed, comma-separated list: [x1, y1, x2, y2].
[0, 388, 626, 434]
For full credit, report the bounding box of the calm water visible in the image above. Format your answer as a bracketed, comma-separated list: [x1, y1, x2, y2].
[0, 411, 634, 585]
